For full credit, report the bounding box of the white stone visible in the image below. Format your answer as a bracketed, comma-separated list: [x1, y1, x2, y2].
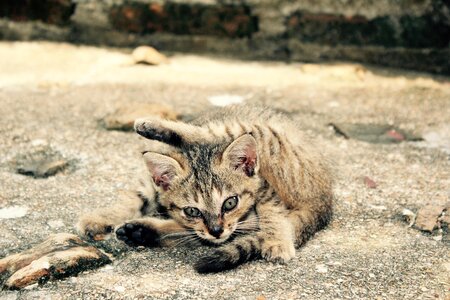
[315, 264, 328, 273]
[208, 94, 245, 107]
[0, 206, 28, 219]
[47, 219, 65, 228]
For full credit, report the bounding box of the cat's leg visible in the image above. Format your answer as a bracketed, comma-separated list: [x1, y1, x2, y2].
[288, 199, 333, 248]
[134, 117, 212, 147]
[76, 191, 147, 240]
[194, 234, 261, 273]
[256, 199, 296, 263]
[115, 218, 188, 247]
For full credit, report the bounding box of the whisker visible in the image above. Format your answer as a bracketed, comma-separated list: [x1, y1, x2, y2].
[160, 231, 196, 240]
[171, 235, 201, 248]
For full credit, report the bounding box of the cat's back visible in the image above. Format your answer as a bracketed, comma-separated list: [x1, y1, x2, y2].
[190, 104, 306, 152]
[190, 104, 284, 126]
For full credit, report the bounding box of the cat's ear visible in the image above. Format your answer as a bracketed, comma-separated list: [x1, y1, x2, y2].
[222, 134, 258, 177]
[143, 152, 183, 191]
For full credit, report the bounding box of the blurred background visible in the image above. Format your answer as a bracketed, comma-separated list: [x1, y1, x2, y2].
[0, 0, 449, 74]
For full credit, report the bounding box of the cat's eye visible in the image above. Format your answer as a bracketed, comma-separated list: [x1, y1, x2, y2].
[183, 207, 202, 218]
[222, 196, 239, 212]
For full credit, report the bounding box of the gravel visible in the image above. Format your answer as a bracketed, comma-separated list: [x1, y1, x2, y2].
[0, 41, 449, 299]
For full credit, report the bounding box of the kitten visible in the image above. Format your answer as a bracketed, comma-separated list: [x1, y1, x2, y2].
[77, 105, 333, 273]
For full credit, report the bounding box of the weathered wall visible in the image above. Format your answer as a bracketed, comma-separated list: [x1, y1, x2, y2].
[0, 0, 449, 74]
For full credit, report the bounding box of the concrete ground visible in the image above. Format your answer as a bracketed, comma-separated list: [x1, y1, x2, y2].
[0, 41, 449, 299]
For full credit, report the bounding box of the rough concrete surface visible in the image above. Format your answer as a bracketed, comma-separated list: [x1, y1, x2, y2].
[0, 41, 449, 299]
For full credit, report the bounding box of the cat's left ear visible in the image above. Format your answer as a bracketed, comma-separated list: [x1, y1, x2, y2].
[222, 134, 258, 177]
[143, 152, 184, 191]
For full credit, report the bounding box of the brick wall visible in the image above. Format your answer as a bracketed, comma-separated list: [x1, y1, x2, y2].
[0, 0, 449, 74]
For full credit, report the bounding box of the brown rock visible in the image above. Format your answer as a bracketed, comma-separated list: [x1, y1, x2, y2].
[363, 176, 377, 189]
[13, 144, 70, 178]
[103, 103, 179, 131]
[0, 233, 111, 289]
[17, 159, 68, 178]
[132, 46, 169, 65]
[414, 205, 446, 232]
[328, 123, 422, 144]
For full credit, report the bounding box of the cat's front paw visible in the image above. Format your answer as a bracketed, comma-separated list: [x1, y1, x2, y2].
[76, 215, 114, 241]
[115, 223, 159, 247]
[261, 241, 295, 263]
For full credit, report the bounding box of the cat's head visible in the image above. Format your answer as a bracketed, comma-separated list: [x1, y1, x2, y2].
[142, 132, 262, 244]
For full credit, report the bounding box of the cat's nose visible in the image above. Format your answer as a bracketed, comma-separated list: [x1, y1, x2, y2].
[209, 225, 224, 238]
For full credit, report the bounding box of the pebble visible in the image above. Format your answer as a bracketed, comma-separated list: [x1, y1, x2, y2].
[415, 205, 446, 232]
[208, 94, 246, 107]
[363, 176, 377, 189]
[328, 123, 421, 143]
[0, 233, 111, 289]
[132, 46, 168, 65]
[0, 206, 28, 219]
[13, 145, 69, 178]
[47, 219, 65, 229]
[103, 103, 179, 131]
[316, 264, 328, 273]
[114, 285, 126, 293]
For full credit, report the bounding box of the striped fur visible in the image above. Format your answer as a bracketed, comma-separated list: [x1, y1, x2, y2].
[77, 105, 333, 273]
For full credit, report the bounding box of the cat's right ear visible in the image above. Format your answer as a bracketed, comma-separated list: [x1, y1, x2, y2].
[143, 152, 183, 191]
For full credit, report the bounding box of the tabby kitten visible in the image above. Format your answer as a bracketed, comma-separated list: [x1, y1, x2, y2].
[77, 105, 333, 273]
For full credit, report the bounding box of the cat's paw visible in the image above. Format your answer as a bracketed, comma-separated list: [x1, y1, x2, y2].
[261, 241, 295, 264]
[194, 250, 234, 274]
[115, 222, 159, 247]
[76, 215, 114, 241]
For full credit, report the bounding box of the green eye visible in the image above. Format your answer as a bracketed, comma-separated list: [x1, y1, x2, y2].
[222, 196, 239, 212]
[183, 207, 202, 218]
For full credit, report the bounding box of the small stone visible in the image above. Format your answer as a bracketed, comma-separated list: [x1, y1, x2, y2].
[47, 220, 65, 229]
[432, 235, 442, 241]
[17, 159, 68, 178]
[114, 285, 126, 293]
[132, 46, 168, 65]
[23, 283, 38, 290]
[208, 94, 246, 107]
[401, 208, 416, 227]
[368, 204, 386, 211]
[315, 264, 328, 273]
[0, 206, 28, 219]
[328, 123, 421, 144]
[13, 145, 70, 178]
[363, 176, 377, 189]
[0, 233, 111, 289]
[414, 205, 446, 232]
[422, 127, 450, 154]
[103, 103, 179, 131]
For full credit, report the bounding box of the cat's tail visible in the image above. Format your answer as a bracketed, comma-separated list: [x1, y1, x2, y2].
[194, 235, 261, 273]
